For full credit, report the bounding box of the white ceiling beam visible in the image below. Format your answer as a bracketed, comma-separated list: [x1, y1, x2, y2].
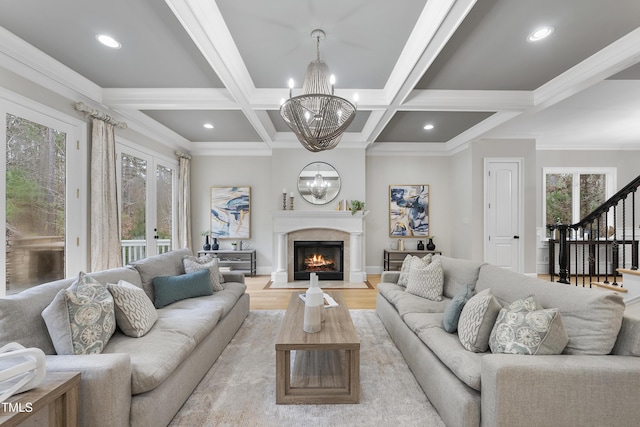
[103, 88, 239, 110]
[165, 0, 273, 149]
[445, 111, 523, 152]
[534, 26, 640, 112]
[403, 90, 534, 112]
[367, 0, 478, 147]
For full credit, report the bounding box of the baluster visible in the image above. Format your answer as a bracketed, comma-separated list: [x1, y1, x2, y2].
[604, 210, 609, 284]
[612, 205, 618, 286]
[557, 225, 570, 284]
[633, 190, 638, 270]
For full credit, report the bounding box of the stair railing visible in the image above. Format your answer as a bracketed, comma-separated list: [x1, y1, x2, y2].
[547, 174, 640, 287]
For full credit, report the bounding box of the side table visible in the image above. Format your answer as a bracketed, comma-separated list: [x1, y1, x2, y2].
[383, 249, 442, 271]
[0, 372, 80, 427]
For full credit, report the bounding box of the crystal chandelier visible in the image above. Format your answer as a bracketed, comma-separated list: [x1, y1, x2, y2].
[307, 165, 330, 199]
[280, 29, 357, 152]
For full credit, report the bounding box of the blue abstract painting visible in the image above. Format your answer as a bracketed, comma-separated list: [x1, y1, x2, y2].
[389, 185, 429, 237]
[211, 186, 250, 239]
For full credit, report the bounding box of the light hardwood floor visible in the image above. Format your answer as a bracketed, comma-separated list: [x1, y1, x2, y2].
[246, 275, 380, 310]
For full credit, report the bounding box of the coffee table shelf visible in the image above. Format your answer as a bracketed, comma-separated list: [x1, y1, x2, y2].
[275, 291, 360, 404]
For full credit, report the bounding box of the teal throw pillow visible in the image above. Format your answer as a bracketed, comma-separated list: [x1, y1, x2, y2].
[152, 269, 213, 308]
[442, 284, 474, 333]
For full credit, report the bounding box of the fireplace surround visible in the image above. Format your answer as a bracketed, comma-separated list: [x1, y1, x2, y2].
[271, 210, 368, 284]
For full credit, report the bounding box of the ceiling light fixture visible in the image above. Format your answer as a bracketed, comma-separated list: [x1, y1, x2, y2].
[527, 26, 554, 42]
[96, 34, 121, 49]
[203, 123, 214, 129]
[280, 29, 357, 152]
[424, 124, 434, 130]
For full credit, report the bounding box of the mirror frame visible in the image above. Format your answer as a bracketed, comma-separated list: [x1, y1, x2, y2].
[297, 161, 341, 205]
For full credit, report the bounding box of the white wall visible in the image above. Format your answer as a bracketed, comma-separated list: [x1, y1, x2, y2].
[365, 154, 454, 273]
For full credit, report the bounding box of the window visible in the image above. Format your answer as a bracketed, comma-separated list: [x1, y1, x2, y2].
[1, 96, 86, 296]
[543, 167, 616, 233]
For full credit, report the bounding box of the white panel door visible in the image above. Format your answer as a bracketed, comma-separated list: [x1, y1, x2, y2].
[485, 159, 523, 272]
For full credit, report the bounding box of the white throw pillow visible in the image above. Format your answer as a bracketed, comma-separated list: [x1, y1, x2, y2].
[183, 255, 224, 291]
[406, 258, 443, 301]
[107, 280, 158, 338]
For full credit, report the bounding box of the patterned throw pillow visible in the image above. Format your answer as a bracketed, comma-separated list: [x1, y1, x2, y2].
[397, 254, 432, 287]
[457, 288, 502, 352]
[397, 255, 414, 287]
[406, 258, 444, 301]
[442, 284, 474, 333]
[183, 255, 224, 291]
[489, 299, 569, 355]
[42, 272, 116, 355]
[107, 280, 158, 338]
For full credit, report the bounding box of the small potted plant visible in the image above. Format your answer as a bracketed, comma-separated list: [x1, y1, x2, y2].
[350, 200, 365, 215]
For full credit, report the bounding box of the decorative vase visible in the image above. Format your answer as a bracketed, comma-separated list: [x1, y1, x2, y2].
[426, 238, 436, 251]
[211, 238, 219, 250]
[203, 235, 211, 251]
[417, 240, 425, 250]
[303, 273, 323, 333]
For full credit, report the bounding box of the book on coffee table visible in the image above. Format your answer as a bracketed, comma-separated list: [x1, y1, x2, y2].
[298, 292, 339, 308]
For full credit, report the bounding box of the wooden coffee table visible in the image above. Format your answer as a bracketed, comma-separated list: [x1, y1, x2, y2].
[275, 291, 360, 404]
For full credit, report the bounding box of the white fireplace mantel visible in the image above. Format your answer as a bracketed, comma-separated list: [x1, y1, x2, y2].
[271, 210, 368, 284]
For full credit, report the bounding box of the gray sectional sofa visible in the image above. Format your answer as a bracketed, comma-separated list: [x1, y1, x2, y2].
[0, 248, 249, 427]
[376, 255, 640, 427]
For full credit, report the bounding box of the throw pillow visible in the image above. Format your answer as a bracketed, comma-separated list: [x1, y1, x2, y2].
[41, 272, 116, 355]
[152, 269, 213, 308]
[397, 255, 414, 287]
[405, 258, 444, 301]
[457, 288, 502, 352]
[183, 255, 224, 292]
[489, 307, 569, 355]
[107, 280, 158, 338]
[442, 283, 474, 333]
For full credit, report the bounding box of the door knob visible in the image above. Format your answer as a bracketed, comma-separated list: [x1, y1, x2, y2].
[513, 235, 520, 239]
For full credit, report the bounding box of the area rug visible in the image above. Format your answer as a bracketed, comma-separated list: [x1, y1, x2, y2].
[264, 280, 373, 289]
[169, 310, 444, 426]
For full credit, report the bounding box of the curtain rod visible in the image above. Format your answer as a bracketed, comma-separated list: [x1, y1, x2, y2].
[75, 102, 127, 129]
[175, 151, 192, 160]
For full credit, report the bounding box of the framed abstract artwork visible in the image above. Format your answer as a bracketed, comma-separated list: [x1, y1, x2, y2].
[210, 186, 250, 239]
[389, 185, 429, 237]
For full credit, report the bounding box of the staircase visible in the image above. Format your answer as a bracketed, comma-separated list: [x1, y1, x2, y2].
[547, 174, 640, 305]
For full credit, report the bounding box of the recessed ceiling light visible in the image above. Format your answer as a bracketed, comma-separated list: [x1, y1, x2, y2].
[96, 34, 121, 49]
[527, 26, 554, 42]
[203, 123, 214, 129]
[424, 124, 434, 130]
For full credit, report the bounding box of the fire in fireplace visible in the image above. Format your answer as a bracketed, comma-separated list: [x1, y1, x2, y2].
[293, 240, 344, 280]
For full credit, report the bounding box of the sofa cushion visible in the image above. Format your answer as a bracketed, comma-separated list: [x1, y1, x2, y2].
[489, 306, 568, 355]
[458, 289, 501, 352]
[442, 284, 474, 333]
[183, 255, 224, 292]
[476, 264, 625, 355]
[152, 269, 213, 308]
[406, 257, 443, 301]
[405, 312, 486, 391]
[131, 248, 192, 301]
[107, 280, 158, 338]
[434, 255, 484, 299]
[397, 254, 413, 287]
[612, 315, 640, 356]
[0, 267, 140, 355]
[41, 272, 116, 355]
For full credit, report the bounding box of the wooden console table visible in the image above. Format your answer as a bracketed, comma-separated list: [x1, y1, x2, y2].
[197, 249, 256, 276]
[0, 372, 80, 427]
[383, 249, 442, 271]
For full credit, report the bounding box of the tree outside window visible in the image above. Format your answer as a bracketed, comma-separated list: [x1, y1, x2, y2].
[543, 168, 615, 237]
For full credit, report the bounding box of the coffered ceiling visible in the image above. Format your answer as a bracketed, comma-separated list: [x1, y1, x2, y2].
[1, 0, 639, 155]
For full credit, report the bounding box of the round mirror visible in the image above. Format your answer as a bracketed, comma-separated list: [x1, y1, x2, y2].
[297, 161, 341, 205]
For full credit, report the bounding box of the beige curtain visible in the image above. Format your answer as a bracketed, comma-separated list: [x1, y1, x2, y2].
[90, 118, 122, 270]
[176, 152, 192, 251]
